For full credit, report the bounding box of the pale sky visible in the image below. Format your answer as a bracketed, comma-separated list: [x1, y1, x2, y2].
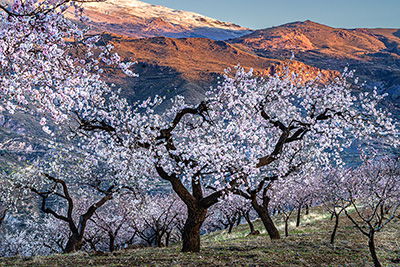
[143, 0, 400, 29]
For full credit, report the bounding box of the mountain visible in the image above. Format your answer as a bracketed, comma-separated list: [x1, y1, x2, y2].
[230, 21, 393, 57]
[70, 0, 253, 40]
[101, 33, 338, 107]
[229, 21, 400, 108]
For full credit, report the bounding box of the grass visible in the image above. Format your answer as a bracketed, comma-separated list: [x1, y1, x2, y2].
[1, 206, 399, 267]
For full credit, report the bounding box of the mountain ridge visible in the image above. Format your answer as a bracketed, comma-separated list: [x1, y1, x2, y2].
[229, 20, 400, 109]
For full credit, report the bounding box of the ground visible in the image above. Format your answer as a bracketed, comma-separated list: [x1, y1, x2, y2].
[1, 206, 399, 266]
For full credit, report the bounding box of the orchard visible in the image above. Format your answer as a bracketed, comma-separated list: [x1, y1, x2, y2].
[0, 1, 399, 266]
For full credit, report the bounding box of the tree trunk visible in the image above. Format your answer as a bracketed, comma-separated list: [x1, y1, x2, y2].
[0, 209, 7, 228]
[165, 231, 171, 247]
[296, 205, 301, 227]
[228, 222, 235, 234]
[65, 233, 82, 253]
[109, 233, 116, 252]
[236, 212, 242, 226]
[330, 213, 339, 245]
[252, 202, 280, 239]
[284, 218, 289, 237]
[368, 231, 381, 267]
[244, 211, 256, 234]
[305, 204, 309, 215]
[182, 207, 207, 252]
[156, 232, 165, 247]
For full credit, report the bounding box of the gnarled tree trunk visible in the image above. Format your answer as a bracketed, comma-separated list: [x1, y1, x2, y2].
[244, 210, 257, 235]
[182, 207, 207, 252]
[65, 233, 82, 253]
[251, 199, 280, 239]
[156, 166, 224, 252]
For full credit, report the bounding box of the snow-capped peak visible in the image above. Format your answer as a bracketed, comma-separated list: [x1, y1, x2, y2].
[79, 0, 253, 40]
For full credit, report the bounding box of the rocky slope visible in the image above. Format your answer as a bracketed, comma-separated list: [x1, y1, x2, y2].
[101, 33, 338, 107]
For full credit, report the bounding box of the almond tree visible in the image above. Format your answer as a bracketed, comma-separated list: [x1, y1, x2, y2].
[269, 178, 299, 237]
[314, 168, 352, 245]
[239, 201, 259, 236]
[293, 174, 314, 227]
[0, 0, 134, 250]
[129, 193, 183, 248]
[89, 194, 139, 252]
[7, 146, 140, 253]
[340, 156, 400, 267]
[208, 195, 257, 235]
[209, 196, 242, 234]
[26, 174, 117, 252]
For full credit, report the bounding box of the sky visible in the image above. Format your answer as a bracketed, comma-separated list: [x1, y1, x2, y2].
[142, 0, 400, 30]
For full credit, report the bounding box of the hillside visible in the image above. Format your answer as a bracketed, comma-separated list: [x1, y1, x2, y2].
[101, 33, 338, 105]
[2, 206, 399, 266]
[229, 21, 400, 107]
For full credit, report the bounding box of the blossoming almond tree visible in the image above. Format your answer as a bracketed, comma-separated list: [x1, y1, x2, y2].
[0, 0, 137, 253]
[218, 67, 397, 241]
[207, 195, 245, 234]
[0, 0, 134, 129]
[129, 193, 184, 248]
[6, 146, 141, 253]
[314, 167, 352, 245]
[17, 172, 117, 253]
[269, 177, 300, 237]
[87, 194, 139, 252]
